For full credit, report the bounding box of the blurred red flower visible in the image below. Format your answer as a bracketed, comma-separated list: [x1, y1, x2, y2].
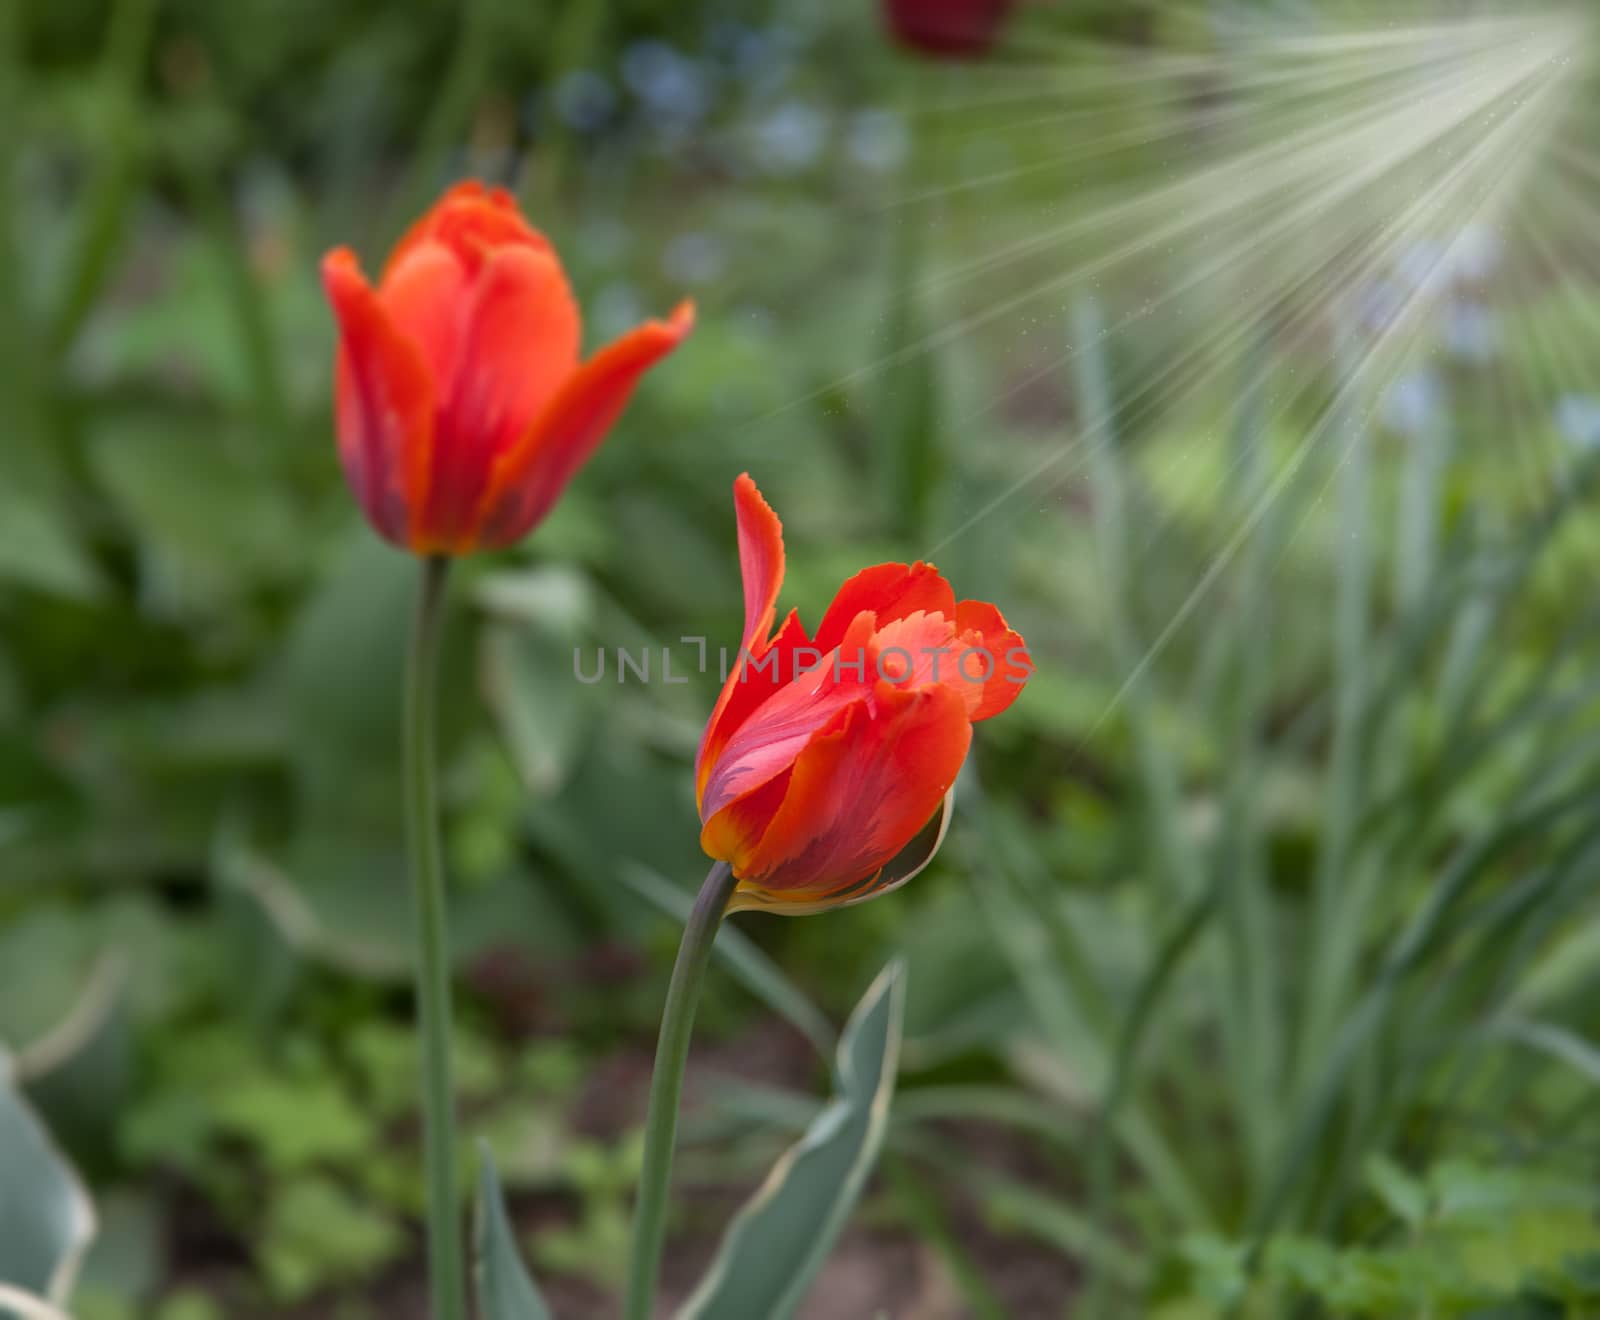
[884, 0, 1015, 57]
[696, 475, 1031, 914]
[322, 182, 693, 554]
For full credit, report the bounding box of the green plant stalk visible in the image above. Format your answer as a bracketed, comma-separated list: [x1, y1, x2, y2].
[624, 859, 739, 1320]
[406, 555, 466, 1320]
[1297, 331, 1375, 1093]
[1214, 335, 1281, 1199]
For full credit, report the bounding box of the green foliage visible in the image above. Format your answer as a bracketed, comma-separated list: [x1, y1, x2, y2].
[1158, 1159, 1600, 1318]
[258, 1176, 404, 1303]
[109, 1014, 584, 1305]
[530, 1135, 643, 1288]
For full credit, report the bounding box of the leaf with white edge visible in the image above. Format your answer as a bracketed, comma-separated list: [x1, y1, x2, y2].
[0, 1053, 96, 1313]
[475, 1144, 552, 1320]
[678, 960, 907, 1320]
[0, 1284, 72, 1320]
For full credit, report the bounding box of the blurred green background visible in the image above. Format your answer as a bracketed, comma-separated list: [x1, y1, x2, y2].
[6, 0, 1600, 1315]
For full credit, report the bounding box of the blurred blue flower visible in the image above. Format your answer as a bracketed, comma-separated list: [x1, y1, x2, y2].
[705, 20, 800, 97]
[1382, 368, 1444, 437]
[750, 100, 828, 174]
[1445, 301, 1498, 363]
[1392, 224, 1503, 296]
[555, 70, 616, 133]
[623, 40, 712, 122]
[1555, 395, 1600, 451]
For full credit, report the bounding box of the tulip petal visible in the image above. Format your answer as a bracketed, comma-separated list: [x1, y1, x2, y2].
[730, 682, 971, 899]
[322, 248, 435, 546]
[383, 181, 551, 283]
[378, 239, 468, 394]
[867, 609, 971, 703]
[811, 561, 957, 655]
[732, 472, 784, 657]
[473, 301, 695, 547]
[954, 599, 1031, 720]
[728, 788, 955, 915]
[695, 607, 810, 806]
[699, 610, 879, 822]
[418, 245, 581, 551]
[700, 765, 793, 869]
[700, 611, 876, 825]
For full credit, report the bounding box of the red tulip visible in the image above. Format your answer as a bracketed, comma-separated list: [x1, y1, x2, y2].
[883, 0, 1015, 58]
[696, 475, 1031, 913]
[322, 181, 693, 554]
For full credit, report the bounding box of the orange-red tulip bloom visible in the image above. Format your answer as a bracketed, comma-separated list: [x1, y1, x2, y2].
[884, 0, 1015, 58]
[696, 475, 1031, 913]
[322, 182, 693, 554]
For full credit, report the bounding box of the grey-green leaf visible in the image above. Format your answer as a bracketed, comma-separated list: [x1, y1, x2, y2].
[0, 1054, 96, 1312]
[475, 1144, 552, 1320]
[677, 960, 907, 1320]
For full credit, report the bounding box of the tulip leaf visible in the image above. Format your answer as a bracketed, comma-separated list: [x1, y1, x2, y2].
[0, 1053, 96, 1315]
[677, 960, 907, 1320]
[474, 1144, 553, 1320]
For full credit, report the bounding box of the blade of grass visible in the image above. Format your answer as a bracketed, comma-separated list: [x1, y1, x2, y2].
[880, 183, 941, 547]
[46, 0, 157, 359]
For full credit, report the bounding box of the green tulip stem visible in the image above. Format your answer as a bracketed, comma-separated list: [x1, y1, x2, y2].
[405, 554, 466, 1320]
[624, 859, 739, 1320]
